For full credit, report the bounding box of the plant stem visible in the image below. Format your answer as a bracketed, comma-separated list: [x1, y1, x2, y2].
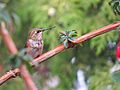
[31, 22, 120, 65]
[0, 22, 38, 90]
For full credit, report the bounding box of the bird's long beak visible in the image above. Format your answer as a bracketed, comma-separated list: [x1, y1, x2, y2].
[37, 26, 56, 32]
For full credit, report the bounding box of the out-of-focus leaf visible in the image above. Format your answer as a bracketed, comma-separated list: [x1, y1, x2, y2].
[9, 54, 21, 69]
[11, 13, 21, 26]
[0, 0, 20, 32]
[109, 0, 120, 15]
[22, 55, 33, 62]
[0, 2, 6, 9]
[1, 11, 11, 23]
[18, 48, 33, 62]
[110, 63, 120, 83]
[111, 71, 120, 83]
[115, 26, 120, 31]
[18, 48, 27, 57]
[14, 58, 21, 68]
[9, 48, 33, 69]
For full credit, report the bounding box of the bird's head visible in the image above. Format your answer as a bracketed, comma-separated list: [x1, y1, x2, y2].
[28, 26, 55, 41]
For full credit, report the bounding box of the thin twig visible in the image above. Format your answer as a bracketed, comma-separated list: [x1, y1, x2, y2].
[0, 22, 38, 90]
[0, 69, 20, 85]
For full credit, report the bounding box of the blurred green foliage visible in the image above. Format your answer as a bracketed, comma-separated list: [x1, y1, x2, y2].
[9, 48, 33, 69]
[0, 0, 120, 90]
[0, 0, 20, 31]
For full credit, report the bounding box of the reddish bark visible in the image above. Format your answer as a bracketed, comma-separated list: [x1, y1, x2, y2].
[0, 22, 120, 86]
[0, 65, 3, 72]
[0, 22, 38, 90]
[0, 68, 20, 85]
[31, 22, 120, 65]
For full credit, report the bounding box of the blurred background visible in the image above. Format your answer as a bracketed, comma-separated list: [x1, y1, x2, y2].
[0, 0, 120, 90]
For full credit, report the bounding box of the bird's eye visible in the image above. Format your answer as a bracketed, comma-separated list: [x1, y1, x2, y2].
[37, 30, 41, 33]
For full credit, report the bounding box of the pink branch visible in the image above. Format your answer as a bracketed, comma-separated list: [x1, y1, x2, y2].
[31, 22, 120, 65]
[0, 68, 20, 85]
[0, 22, 38, 90]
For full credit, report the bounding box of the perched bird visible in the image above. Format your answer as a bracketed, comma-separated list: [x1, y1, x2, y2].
[26, 26, 55, 59]
[26, 28, 44, 59]
[25, 26, 55, 89]
[26, 26, 55, 76]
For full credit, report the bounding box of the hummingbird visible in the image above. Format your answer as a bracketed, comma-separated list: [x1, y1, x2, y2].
[26, 26, 55, 59]
[25, 26, 55, 89]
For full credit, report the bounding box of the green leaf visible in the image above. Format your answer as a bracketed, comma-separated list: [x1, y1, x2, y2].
[68, 30, 77, 37]
[63, 39, 68, 48]
[59, 30, 77, 48]
[11, 12, 20, 26]
[60, 35, 67, 42]
[8, 48, 33, 69]
[111, 71, 120, 83]
[18, 48, 27, 57]
[9, 54, 22, 69]
[14, 58, 21, 68]
[22, 55, 33, 62]
[109, 0, 120, 15]
[68, 37, 76, 42]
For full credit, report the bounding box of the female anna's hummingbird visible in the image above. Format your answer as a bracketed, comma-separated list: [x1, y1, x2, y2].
[25, 26, 55, 89]
[26, 26, 55, 59]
